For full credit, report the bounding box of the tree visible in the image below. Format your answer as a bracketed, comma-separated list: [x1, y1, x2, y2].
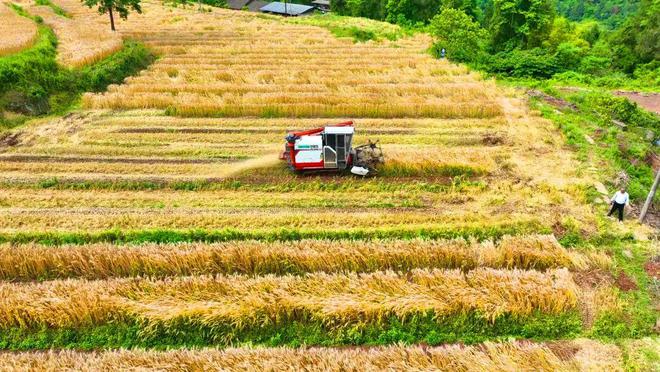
[610, 0, 659, 72]
[429, 8, 487, 62]
[487, 0, 555, 51]
[441, 0, 481, 21]
[385, 0, 442, 24]
[82, 0, 142, 31]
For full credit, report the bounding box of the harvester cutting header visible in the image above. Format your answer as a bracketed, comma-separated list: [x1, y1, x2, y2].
[280, 121, 384, 176]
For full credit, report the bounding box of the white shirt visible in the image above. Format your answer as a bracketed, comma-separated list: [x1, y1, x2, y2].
[611, 191, 629, 205]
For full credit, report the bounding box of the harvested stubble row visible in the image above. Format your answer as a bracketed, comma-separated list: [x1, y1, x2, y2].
[82, 129, 504, 146]
[0, 114, 509, 165]
[0, 235, 607, 281]
[0, 268, 577, 329]
[0, 147, 499, 178]
[0, 340, 623, 371]
[0, 3, 38, 56]
[0, 158, 230, 175]
[0, 208, 541, 232]
[0, 188, 433, 209]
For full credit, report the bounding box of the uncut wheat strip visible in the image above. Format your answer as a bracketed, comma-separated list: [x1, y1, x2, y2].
[0, 268, 578, 329]
[0, 235, 603, 281]
[82, 90, 500, 108]
[95, 100, 502, 119]
[0, 3, 38, 56]
[109, 72, 485, 87]
[0, 339, 624, 371]
[106, 83, 488, 98]
[86, 131, 495, 147]
[91, 116, 509, 130]
[123, 63, 481, 76]
[93, 125, 497, 137]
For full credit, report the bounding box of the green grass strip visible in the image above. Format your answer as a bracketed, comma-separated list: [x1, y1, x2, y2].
[0, 311, 582, 350]
[0, 223, 547, 246]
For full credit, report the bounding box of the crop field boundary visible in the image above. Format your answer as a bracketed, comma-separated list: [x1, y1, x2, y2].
[0, 311, 583, 350]
[0, 223, 549, 245]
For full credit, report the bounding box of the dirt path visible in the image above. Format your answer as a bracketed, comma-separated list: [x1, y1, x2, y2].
[614, 91, 660, 115]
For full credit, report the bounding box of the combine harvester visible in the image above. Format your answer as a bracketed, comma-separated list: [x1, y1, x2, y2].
[280, 121, 384, 176]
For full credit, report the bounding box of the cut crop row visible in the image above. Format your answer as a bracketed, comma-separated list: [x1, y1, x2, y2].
[0, 340, 623, 371]
[0, 235, 608, 281]
[0, 268, 578, 330]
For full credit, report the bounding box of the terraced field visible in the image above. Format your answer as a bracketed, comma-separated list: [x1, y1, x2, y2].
[0, 0, 656, 369]
[0, 2, 38, 56]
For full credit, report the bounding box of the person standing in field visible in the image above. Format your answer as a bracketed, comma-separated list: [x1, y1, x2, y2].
[608, 188, 629, 221]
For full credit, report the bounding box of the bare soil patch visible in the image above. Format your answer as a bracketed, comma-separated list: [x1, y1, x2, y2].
[614, 91, 660, 115]
[644, 257, 660, 279]
[0, 132, 22, 150]
[527, 90, 577, 111]
[616, 272, 639, 291]
[573, 269, 614, 289]
[546, 342, 581, 362]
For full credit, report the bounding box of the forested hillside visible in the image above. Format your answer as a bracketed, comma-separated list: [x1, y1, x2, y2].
[330, 0, 658, 88]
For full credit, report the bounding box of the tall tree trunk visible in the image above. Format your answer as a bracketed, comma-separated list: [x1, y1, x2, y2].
[108, 7, 115, 31]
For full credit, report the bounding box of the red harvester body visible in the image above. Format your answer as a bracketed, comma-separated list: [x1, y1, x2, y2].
[280, 121, 383, 175]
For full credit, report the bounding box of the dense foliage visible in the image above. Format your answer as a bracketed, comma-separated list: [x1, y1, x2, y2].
[330, 0, 659, 88]
[556, 0, 640, 27]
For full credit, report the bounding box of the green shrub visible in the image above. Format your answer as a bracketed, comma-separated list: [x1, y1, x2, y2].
[0, 26, 153, 121]
[554, 42, 586, 70]
[79, 41, 154, 92]
[483, 49, 559, 78]
[429, 8, 486, 63]
[578, 55, 611, 75]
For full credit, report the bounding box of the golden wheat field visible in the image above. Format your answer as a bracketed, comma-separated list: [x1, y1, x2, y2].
[22, 1, 123, 67]
[0, 0, 649, 369]
[0, 2, 38, 56]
